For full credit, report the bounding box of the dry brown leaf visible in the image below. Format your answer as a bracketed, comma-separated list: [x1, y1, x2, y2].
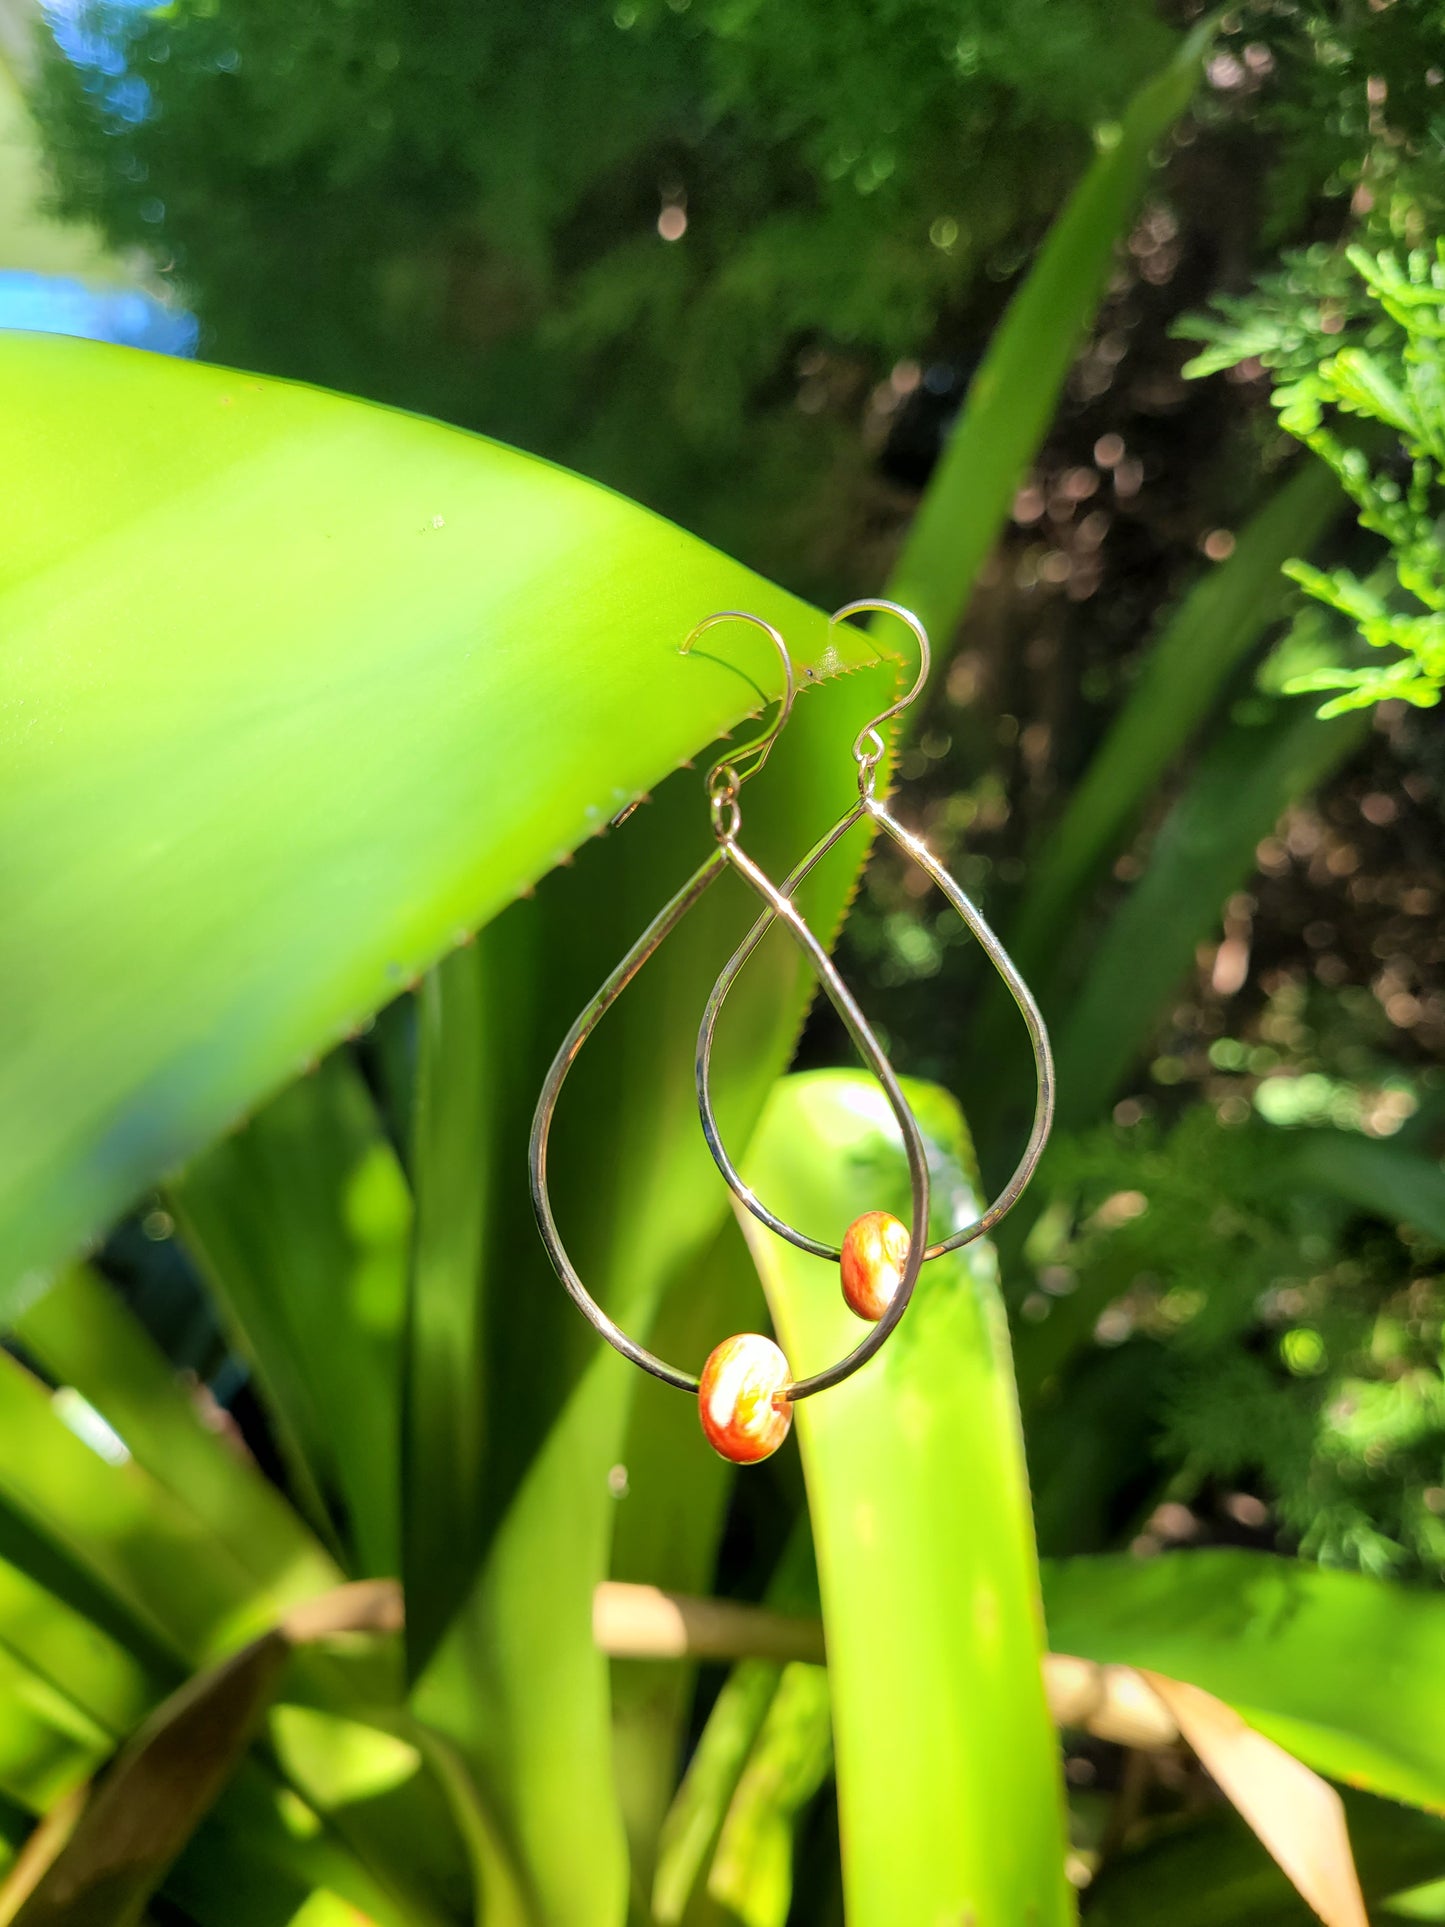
[4, 1633, 290, 1927]
[0, 1580, 404, 1927]
[1142, 1668, 1368, 1927]
[280, 1575, 404, 1643]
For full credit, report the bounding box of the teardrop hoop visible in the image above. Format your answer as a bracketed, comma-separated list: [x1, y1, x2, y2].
[528, 612, 933, 1406]
[694, 600, 1055, 1263]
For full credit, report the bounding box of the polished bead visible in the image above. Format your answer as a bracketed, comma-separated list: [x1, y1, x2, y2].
[698, 1333, 792, 1464]
[840, 1210, 911, 1321]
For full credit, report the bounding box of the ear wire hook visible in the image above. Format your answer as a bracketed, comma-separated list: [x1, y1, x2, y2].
[831, 598, 931, 782]
[680, 611, 796, 797]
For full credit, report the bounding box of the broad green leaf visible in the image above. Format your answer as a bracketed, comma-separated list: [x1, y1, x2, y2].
[1043, 1551, 1445, 1812]
[0, 1352, 270, 1665]
[742, 1071, 1072, 1927]
[404, 941, 500, 1673]
[654, 1664, 783, 1927]
[1389, 1879, 1445, 1922]
[0, 1558, 166, 1744]
[0, 332, 872, 1304]
[0, 1618, 423, 1926]
[10, 1265, 338, 1610]
[173, 1052, 409, 1577]
[0, 1557, 447, 1927]
[0, 1645, 112, 1813]
[266, 1630, 475, 1927]
[886, 21, 1210, 661]
[409, 672, 893, 1927]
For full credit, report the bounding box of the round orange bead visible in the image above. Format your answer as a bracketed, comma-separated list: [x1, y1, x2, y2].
[697, 1334, 793, 1464]
[840, 1210, 911, 1322]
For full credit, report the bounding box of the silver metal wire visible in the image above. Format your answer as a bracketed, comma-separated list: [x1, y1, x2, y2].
[693, 599, 1055, 1262]
[695, 795, 1054, 1260]
[530, 851, 728, 1392]
[834, 597, 931, 775]
[528, 613, 933, 1403]
[679, 611, 795, 795]
[715, 839, 930, 1397]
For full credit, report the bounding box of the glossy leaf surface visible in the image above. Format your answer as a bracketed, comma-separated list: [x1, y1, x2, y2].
[0, 333, 870, 1302]
[174, 1052, 410, 1577]
[408, 677, 891, 1927]
[1044, 1551, 1445, 1812]
[743, 1071, 1072, 1927]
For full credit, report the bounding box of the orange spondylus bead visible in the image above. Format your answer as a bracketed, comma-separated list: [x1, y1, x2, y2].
[840, 1210, 911, 1322]
[698, 1334, 793, 1464]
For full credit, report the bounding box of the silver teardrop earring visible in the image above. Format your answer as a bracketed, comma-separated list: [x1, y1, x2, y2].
[694, 598, 1055, 1316]
[529, 611, 932, 1463]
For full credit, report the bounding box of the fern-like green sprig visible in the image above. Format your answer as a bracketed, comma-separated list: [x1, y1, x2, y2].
[1182, 241, 1445, 715]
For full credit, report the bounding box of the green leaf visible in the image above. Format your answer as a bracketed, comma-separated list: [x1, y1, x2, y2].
[176, 1758, 444, 1927]
[10, 1265, 338, 1611]
[0, 1557, 166, 1748]
[651, 1523, 819, 1925]
[1043, 1551, 1445, 1812]
[408, 672, 893, 1927]
[195, 1757, 452, 1927]
[0, 1645, 113, 1813]
[173, 1052, 409, 1577]
[0, 333, 873, 1305]
[1325, 348, 1421, 439]
[696, 1662, 832, 1927]
[742, 1071, 1072, 1927]
[404, 941, 500, 1673]
[886, 20, 1209, 658]
[0, 1352, 271, 1666]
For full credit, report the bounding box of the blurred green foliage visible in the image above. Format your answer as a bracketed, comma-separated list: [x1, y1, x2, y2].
[5, 0, 1445, 1921]
[31, 0, 1172, 557]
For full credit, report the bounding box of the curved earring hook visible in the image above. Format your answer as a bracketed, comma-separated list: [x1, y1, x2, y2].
[680, 611, 795, 793]
[831, 598, 931, 772]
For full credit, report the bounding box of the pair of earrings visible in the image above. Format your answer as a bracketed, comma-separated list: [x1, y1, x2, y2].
[529, 600, 1053, 1464]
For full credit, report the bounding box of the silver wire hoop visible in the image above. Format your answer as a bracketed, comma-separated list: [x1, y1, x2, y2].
[693, 600, 1055, 1263]
[528, 612, 934, 1403]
